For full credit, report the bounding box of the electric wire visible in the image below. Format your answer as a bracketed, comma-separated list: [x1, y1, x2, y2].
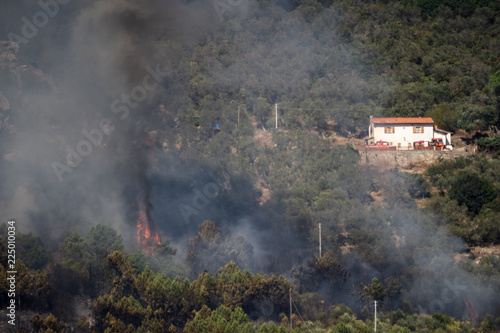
[277, 98, 477, 114]
[291, 295, 315, 333]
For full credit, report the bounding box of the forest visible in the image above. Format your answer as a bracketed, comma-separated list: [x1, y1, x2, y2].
[0, 0, 499, 332]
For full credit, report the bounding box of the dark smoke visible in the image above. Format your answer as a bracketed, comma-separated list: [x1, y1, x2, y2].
[0, 0, 214, 246]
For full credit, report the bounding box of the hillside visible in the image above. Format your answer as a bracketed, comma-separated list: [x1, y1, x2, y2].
[0, 0, 500, 332]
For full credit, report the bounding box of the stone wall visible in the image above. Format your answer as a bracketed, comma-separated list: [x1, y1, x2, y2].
[358, 150, 473, 172]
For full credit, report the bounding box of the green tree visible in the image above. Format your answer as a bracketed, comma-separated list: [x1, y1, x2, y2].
[60, 232, 86, 272]
[31, 313, 69, 333]
[187, 220, 253, 275]
[60, 225, 124, 296]
[470, 210, 500, 245]
[476, 135, 500, 152]
[85, 225, 124, 264]
[332, 323, 355, 333]
[456, 102, 498, 132]
[425, 105, 457, 131]
[251, 97, 273, 130]
[359, 278, 387, 306]
[294, 252, 347, 297]
[184, 305, 254, 333]
[449, 169, 495, 215]
[214, 261, 291, 316]
[15, 232, 49, 270]
[257, 324, 289, 333]
[127, 241, 180, 278]
[15, 260, 51, 311]
[484, 70, 500, 97]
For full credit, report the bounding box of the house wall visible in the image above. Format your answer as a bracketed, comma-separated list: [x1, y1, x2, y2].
[372, 123, 434, 147]
[433, 131, 452, 146]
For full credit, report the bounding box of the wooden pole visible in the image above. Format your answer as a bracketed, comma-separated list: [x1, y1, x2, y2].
[275, 103, 278, 129]
[290, 287, 292, 328]
[319, 223, 322, 258]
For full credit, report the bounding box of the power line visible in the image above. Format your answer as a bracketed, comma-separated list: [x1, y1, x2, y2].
[277, 99, 477, 113]
[291, 296, 314, 333]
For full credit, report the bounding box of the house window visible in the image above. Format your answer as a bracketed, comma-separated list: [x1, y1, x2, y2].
[384, 126, 395, 133]
[413, 126, 424, 133]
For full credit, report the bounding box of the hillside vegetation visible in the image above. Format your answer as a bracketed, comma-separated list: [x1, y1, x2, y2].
[0, 0, 500, 332]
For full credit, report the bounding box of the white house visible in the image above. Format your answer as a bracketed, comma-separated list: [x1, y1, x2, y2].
[368, 117, 452, 148]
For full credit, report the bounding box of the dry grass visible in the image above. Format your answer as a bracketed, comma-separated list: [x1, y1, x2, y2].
[253, 128, 274, 147]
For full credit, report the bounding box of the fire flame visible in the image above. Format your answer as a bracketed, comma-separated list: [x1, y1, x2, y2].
[135, 198, 161, 255]
[464, 299, 478, 322]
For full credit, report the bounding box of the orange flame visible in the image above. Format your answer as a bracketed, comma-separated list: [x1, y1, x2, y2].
[136, 198, 161, 255]
[464, 300, 478, 322]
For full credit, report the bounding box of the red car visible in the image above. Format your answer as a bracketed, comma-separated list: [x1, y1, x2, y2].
[429, 138, 445, 147]
[366, 141, 396, 150]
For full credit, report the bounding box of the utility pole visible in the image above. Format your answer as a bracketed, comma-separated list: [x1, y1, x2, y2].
[289, 287, 292, 329]
[319, 223, 322, 258]
[275, 103, 278, 129]
[374, 300, 377, 332]
[237, 105, 240, 128]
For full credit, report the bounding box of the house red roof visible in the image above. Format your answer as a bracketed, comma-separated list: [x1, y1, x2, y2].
[371, 117, 434, 124]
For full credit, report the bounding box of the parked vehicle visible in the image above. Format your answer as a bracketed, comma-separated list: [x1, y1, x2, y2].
[365, 141, 397, 150]
[414, 139, 447, 150]
[413, 140, 427, 147]
[429, 138, 445, 147]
